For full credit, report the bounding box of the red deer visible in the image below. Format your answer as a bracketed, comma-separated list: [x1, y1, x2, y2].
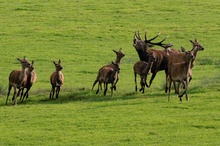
[91, 48, 125, 91]
[133, 31, 176, 90]
[50, 59, 64, 99]
[167, 39, 204, 94]
[167, 51, 194, 101]
[18, 60, 37, 102]
[133, 51, 155, 93]
[6, 57, 31, 105]
[94, 61, 120, 96]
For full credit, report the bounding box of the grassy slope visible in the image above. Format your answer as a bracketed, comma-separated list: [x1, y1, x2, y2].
[0, 0, 219, 145]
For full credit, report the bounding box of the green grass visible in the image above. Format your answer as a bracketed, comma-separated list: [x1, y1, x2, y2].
[0, 0, 220, 145]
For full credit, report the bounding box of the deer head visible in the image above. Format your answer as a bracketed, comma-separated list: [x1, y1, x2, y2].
[113, 48, 125, 60]
[190, 39, 204, 51]
[147, 51, 156, 62]
[17, 56, 31, 69]
[133, 31, 148, 52]
[54, 59, 63, 71]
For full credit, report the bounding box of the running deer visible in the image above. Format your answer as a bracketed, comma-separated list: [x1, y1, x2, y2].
[94, 61, 120, 96]
[133, 51, 155, 93]
[167, 51, 194, 102]
[91, 48, 125, 91]
[50, 59, 64, 99]
[18, 60, 37, 102]
[6, 56, 31, 105]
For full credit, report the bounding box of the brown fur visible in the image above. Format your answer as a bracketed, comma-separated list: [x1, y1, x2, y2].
[91, 48, 125, 91]
[133, 51, 155, 93]
[6, 57, 31, 105]
[167, 51, 194, 102]
[50, 59, 64, 99]
[133, 32, 178, 91]
[94, 62, 120, 96]
[167, 39, 204, 93]
[18, 60, 37, 102]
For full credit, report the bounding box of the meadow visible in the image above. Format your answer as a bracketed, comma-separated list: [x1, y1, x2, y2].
[0, 0, 220, 145]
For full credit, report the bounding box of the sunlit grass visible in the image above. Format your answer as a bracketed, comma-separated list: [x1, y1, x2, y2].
[0, 0, 220, 145]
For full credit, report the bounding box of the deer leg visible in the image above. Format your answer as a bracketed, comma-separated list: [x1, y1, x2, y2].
[6, 85, 12, 105]
[145, 76, 149, 88]
[91, 79, 98, 91]
[20, 88, 24, 99]
[149, 72, 157, 87]
[178, 81, 186, 101]
[174, 81, 181, 94]
[113, 78, 118, 91]
[50, 86, 55, 99]
[185, 79, 189, 101]
[56, 87, 60, 98]
[167, 77, 172, 102]
[13, 87, 18, 105]
[134, 73, 138, 92]
[21, 87, 30, 102]
[140, 77, 145, 94]
[165, 70, 168, 93]
[96, 82, 101, 94]
[104, 83, 108, 96]
[110, 83, 114, 96]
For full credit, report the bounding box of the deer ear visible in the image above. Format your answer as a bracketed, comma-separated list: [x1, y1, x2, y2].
[53, 61, 56, 65]
[58, 59, 61, 64]
[189, 40, 194, 44]
[112, 49, 117, 53]
[195, 38, 198, 43]
[181, 46, 186, 52]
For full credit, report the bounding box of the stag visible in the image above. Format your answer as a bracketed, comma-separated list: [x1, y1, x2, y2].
[91, 48, 125, 91]
[50, 59, 64, 99]
[18, 60, 37, 102]
[6, 56, 31, 105]
[133, 31, 176, 90]
[133, 51, 155, 93]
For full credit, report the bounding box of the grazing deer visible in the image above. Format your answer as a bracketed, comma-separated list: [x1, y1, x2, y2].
[167, 39, 204, 94]
[133, 31, 176, 90]
[91, 48, 125, 91]
[18, 60, 37, 102]
[133, 51, 155, 93]
[94, 61, 120, 96]
[6, 57, 31, 105]
[50, 59, 64, 99]
[167, 51, 194, 102]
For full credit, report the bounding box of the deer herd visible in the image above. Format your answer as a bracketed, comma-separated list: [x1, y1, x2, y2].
[5, 31, 204, 105]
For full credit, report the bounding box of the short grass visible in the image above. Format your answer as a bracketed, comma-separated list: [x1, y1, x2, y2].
[0, 0, 220, 145]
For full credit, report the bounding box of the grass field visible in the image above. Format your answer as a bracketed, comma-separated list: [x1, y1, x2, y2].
[0, 0, 220, 145]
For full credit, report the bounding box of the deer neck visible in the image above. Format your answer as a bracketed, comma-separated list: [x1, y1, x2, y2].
[184, 59, 192, 76]
[115, 58, 121, 64]
[55, 70, 62, 85]
[143, 59, 153, 74]
[137, 50, 149, 62]
[19, 67, 27, 82]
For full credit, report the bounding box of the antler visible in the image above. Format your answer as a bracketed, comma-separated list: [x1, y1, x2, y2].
[145, 32, 161, 43]
[134, 31, 142, 40]
[145, 33, 173, 48]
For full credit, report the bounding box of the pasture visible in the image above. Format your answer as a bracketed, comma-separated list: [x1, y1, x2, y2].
[0, 0, 220, 145]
